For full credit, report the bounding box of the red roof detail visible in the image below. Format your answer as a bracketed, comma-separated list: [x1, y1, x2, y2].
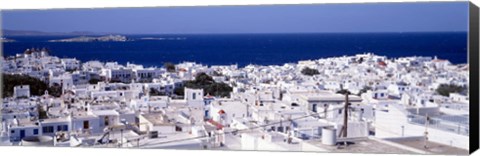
[378, 61, 387, 66]
[205, 93, 214, 98]
[207, 119, 224, 130]
[218, 110, 226, 114]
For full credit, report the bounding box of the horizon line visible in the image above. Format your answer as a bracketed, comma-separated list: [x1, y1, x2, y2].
[1, 29, 469, 36]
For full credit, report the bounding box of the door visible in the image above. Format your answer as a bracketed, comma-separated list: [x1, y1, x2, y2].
[312, 104, 317, 112]
[83, 121, 89, 129]
[104, 116, 110, 126]
[20, 130, 25, 139]
[205, 110, 209, 118]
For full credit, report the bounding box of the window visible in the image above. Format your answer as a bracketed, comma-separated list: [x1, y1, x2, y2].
[338, 109, 342, 114]
[192, 93, 196, 100]
[42, 126, 54, 133]
[57, 125, 67, 131]
[33, 129, 38, 135]
[104, 116, 110, 126]
[11, 130, 14, 134]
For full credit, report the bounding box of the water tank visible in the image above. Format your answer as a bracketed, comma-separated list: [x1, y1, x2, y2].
[21, 136, 54, 146]
[322, 127, 337, 146]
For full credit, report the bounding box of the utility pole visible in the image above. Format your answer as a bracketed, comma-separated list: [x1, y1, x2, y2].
[137, 138, 140, 148]
[324, 104, 328, 119]
[279, 115, 283, 133]
[424, 114, 429, 150]
[246, 103, 250, 118]
[120, 129, 124, 148]
[288, 115, 293, 144]
[339, 92, 349, 138]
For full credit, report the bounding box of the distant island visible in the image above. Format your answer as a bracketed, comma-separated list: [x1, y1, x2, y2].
[0, 37, 15, 42]
[48, 35, 130, 42]
[2, 29, 107, 36]
[139, 37, 187, 41]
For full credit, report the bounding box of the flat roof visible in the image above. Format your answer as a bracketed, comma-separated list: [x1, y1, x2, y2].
[11, 119, 38, 128]
[71, 111, 98, 119]
[302, 93, 363, 102]
[92, 109, 120, 116]
[142, 113, 173, 126]
[139, 132, 203, 149]
[306, 137, 416, 154]
[212, 100, 245, 109]
[387, 137, 468, 155]
[41, 118, 70, 124]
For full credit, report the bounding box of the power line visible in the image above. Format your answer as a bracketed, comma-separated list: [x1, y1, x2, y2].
[140, 109, 342, 146]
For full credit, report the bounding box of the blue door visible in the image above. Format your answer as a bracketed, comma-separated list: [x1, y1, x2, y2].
[20, 130, 25, 139]
[205, 110, 209, 118]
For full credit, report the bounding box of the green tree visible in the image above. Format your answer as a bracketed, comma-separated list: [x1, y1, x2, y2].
[48, 83, 63, 97]
[164, 62, 176, 72]
[436, 84, 466, 97]
[2, 74, 64, 98]
[301, 67, 320, 76]
[150, 88, 166, 96]
[2, 74, 49, 97]
[212, 71, 223, 76]
[357, 86, 372, 96]
[89, 78, 102, 84]
[175, 73, 233, 97]
[110, 79, 123, 83]
[37, 105, 48, 119]
[358, 57, 364, 64]
[173, 87, 185, 96]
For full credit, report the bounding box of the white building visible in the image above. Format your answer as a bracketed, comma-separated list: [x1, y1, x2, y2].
[13, 85, 30, 98]
[184, 88, 204, 108]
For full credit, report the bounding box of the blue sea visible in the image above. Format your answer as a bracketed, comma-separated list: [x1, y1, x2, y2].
[2, 32, 468, 67]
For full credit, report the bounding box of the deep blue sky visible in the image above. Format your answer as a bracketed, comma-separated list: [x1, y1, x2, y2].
[1, 2, 469, 34]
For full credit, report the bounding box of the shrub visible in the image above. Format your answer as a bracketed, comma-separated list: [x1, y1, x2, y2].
[2, 74, 63, 98]
[89, 78, 102, 84]
[164, 62, 176, 72]
[436, 84, 466, 97]
[2, 74, 48, 97]
[175, 73, 232, 97]
[301, 67, 320, 76]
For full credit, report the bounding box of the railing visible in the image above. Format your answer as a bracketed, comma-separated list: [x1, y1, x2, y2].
[9, 136, 21, 142]
[407, 114, 469, 136]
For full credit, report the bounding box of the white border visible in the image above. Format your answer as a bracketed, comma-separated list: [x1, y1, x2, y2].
[0, 0, 471, 10]
[1, 0, 479, 156]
